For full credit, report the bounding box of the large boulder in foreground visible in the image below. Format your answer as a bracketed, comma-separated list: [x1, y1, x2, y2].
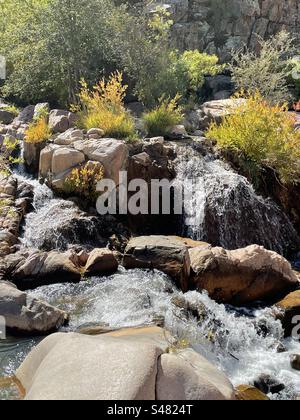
[16, 326, 235, 400]
[274, 290, 300, 337]
[2, 250, 81, 290]
[123, 236, 191, 291]
[189, 244, 299, 306]
[0, 281, 68, 335]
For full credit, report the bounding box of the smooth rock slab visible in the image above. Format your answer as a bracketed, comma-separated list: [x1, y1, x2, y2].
[17, 331, 161, 400]
[123, 236, 191, 291]
[156, 351, 234, 400]
[51, 147, 85, 176]
[16, 327, 235, 401]
[0, 281, 68, 335]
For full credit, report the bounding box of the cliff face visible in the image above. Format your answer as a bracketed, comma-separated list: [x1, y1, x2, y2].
[156, 0, 300, 59]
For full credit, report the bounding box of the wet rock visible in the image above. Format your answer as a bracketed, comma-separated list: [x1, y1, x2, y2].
[0, 110, 15, 125]
[84, 248, 118, 276]
[275, 342, 287, 354]
[235, 385, 269, 401]
[0, 281, 68, 335]
[16, 326, 235, 400]
[23, 140, 47, 173]
[76, 323, 113, 336]
[127, 140, 177, 235]
[123, 236, 191, 291]
[190, 244, 299, 306]
[290, 354, 300, 371]
[254, 374, 285, 395]
[175, 143, 300, 255]
[77, 250, 90, 267]
[2, 250, 81, 289]
[275, 290, 300, 337]
[0, 173, 33, 257]
[203, 75, 235, 102]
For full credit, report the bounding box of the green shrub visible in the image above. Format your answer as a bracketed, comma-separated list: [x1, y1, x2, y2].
[143, 95, 183, 137]
[2, 105, 19, 116]
[230, 31, 295, 104]
[74, 72, 136, 140]
[64, 162, 104, 201]
[206, 91, 300, 185]
[289, 57, 300, 100]
[25, 117, 52, 143]
[180, 50, 224, 93]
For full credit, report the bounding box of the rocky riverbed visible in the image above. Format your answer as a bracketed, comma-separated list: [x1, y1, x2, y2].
[0, 101, 300, 400]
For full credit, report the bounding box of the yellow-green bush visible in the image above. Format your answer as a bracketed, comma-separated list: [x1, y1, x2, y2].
[180, 50, 224, 93]
[64, 163, 105, 201]
[25, 117, 51, 143]
[206, 92, 300, 184]
[74, 72, 136, 140]
[143, 95, 183, 137]
[2, 105, 19, 116]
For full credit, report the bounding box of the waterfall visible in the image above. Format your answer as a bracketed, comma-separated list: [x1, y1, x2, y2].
[174, 144, 300, 255]
[16, 174, 105, 251]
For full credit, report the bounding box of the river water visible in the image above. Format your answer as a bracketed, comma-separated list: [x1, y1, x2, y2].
[1, 149, 300, 400]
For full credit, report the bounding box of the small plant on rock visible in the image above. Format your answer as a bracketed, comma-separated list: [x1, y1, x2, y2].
[25, 117, 51, 143]
[73, 72, 136, 140]
[143, 95, 183, 137]
[64, 162, 105, 201]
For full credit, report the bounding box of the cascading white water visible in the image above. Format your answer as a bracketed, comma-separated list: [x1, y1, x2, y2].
[2, 146, 299, 400]
[174, 144, 300, 255]
[15, 173, 104, 251]
[27, 268, 300, 400]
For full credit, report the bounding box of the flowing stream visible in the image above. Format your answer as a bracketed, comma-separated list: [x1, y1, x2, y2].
[24, 269, 300, 400]
[1, 151, 300, 400]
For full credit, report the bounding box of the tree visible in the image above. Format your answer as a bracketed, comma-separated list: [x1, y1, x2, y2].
[230, 31, 296, 104]
[0, 0, 127, 106]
